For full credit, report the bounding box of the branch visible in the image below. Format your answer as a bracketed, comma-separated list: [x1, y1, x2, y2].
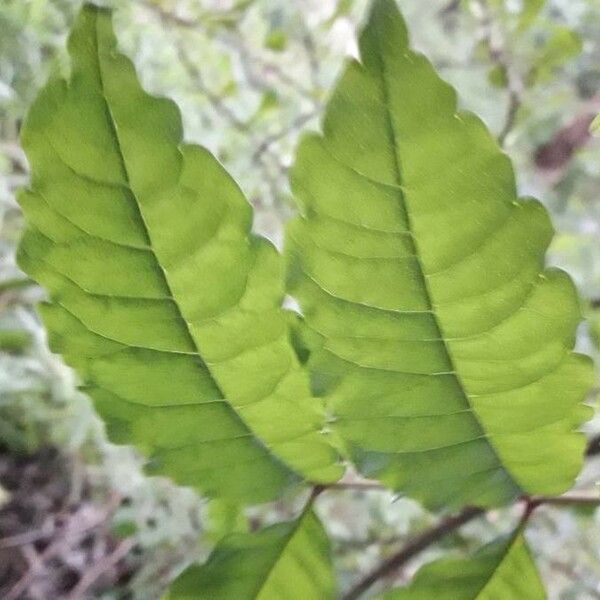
[341, 490, 600, 600]
[473, 0, 524, 146]
[0, 277, 35, 295]
[139, 0, 317, 102]
[528, 493, 600, 508]
[534, 93, 600, 185]
[172, 42, 248, 133]
[251, 109, 319, 162]
[586, 433, 600, 457]
[65, 538, 135, 600]
[341, 506, 484, 600]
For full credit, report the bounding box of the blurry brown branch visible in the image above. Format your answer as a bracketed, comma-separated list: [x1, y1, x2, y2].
[173, 43, 248, 132]
[585, 433, 600, 457]
[534, 93, 600, 184]
[4, 494, 122, 600]
[473, 0, 524, 146]
[341, 506, 485, 600]
[66, 538, 136, 600]
[528, 493, 600, 507]
[439, 0, 461, 16]
[341, 489, 600, 599]
[323, 481, 386, 492]
[535, 114, 595, 172]
[251, 109, 319, 162]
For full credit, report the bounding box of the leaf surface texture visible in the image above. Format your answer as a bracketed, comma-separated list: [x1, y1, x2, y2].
[286, 0, 592, 507]
[168, 506, 334, 600]
[18, 3, 341, 503]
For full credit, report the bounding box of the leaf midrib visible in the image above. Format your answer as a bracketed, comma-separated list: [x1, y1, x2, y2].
[254, 503, 313, 600]
[90, 17, 293, 478]
[472, 530, 521, 598]
[369, 31, 520, 493]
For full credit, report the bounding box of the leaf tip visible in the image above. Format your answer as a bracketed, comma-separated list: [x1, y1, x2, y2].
[359, 0, 409, 66]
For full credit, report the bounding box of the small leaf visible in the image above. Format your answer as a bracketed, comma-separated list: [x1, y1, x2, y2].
[206, 498, 248, 542]
[529, 26, 582, 84]
[487, 64, 508, 89]
[112, 520, 137, 539]
[265, 29, 287, 52]
[518, 0, 545, 31]
[168, 507, 334, 599]
[380, 530, 545, 599]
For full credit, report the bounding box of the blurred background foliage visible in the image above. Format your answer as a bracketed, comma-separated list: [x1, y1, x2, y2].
[1, 0, 600, 598]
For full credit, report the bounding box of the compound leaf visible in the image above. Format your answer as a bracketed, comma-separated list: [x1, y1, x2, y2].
[17, 3, 341, 503]
[286, 0, 592, 508]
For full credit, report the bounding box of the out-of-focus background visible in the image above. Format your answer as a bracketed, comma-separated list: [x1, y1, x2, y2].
[1, 0, 600, 598]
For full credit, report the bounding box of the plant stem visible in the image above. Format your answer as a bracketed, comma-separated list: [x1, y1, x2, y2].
[528, 494, 600, 507]
[341, 491, 600, 600]
[586, 433, 600, 456]
[322, 481, 386, 492]
[341, 506, 484, 600]
[473, 0, 523, 147]
[0, 277, 34, 295]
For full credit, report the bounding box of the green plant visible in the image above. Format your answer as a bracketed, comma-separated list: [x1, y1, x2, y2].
[15, 0, 597, 598]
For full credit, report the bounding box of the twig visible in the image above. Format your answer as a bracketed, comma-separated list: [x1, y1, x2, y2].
[0, 277, 35, 295]
[323, 481, 386, 492]
[342, 490, 600, 599]
[586, 433, 600, 457]
[301, 31, 320, 92]
[66, 538, 135, 600]
[5, 493, 121, 600]
[439, 0, 461, 16]
[0, 520, 55, 549]
[251, 109, 319, 162]
[473, 0, 524, 146]
[341, 506, 484, 600]
[139, 0, 316, 101]
[528, 493, 600, 508]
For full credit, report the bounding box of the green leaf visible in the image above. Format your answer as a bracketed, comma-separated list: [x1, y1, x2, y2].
[487, 64, 508, 89]
[518, 0, 545, 31]
[380, 530, 545, 599]
[17, 3, 341, 503]
[168, 505, 334, 599]
[285, 0, 593, 508]
[205, 498, 248, 542]
[0, 329, 31, 353]
[528, 26, 583, 84]
[111, 520, 138, 539]
[325, 0, 354, 27]
[265, 29, 287, 52]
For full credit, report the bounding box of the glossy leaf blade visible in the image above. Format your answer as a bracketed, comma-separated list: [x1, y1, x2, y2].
[286, 0, 592, 507]
[168, 506, 334, 600]
[381, 531, 545, 600]
[17, 3, 341, 503]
